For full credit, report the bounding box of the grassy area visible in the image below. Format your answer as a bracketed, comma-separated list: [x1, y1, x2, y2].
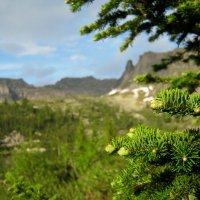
[0, 97, 138, 200]
[0, 96, 197, 199]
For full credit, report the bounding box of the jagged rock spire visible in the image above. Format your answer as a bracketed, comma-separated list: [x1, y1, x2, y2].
[125, 60, 134, 73]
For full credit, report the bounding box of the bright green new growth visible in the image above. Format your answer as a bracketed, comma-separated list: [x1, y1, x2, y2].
[105, 144, 116, 154]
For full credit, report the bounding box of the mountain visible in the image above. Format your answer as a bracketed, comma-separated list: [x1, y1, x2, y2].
[0, 48, 199, 100]
[117, 49, 200, 89]
[117, 60, 135, 88]
[0, 76, 118, 100]
[0, 78, 34, 100]
[51, 76, 118, 96]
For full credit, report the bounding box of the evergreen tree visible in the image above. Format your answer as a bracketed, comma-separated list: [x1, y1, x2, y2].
[105, 89, 200, 199]
[66, 0, 200, 199]
[66, 0, 200, 53]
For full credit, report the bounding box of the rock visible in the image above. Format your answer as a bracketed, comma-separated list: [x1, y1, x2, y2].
[1, 130, 24, 147]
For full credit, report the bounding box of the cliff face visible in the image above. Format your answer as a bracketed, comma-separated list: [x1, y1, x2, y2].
[0, 79, 34, 100]
[117, 49, 200, 89]
[0, 84, 10, 99]
[117, 60, 135, 88]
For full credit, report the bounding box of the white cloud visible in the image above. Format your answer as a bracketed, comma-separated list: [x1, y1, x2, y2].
[0, 64, 21, 70]
[0, 43, 56, 56]
[19, 63, 58, 86]
[22, 64, 56, 78]
[69, 54, 88, 61]
[20, 44, 56, 56]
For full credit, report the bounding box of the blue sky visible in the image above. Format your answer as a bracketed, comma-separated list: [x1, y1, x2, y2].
[0, 0, 176, 86]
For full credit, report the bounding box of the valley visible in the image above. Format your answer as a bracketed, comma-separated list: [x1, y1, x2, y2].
[0, 49, 199, 199]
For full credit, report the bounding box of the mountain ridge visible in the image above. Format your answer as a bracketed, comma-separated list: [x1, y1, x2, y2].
[0, 76, 119, 99]
[0, 49, 199, 100]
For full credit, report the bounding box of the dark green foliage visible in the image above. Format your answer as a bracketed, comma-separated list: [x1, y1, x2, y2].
[169, 72, 200, 93]
[134, 73, 163, 84]
[66, 0, 200, 54]
[4, 172, 54, 200]
[0, 99, 69, 138]
[105, 88, 200, 199]
[135, 71, 200, 93]
[106, 125, 200, 199]
[152, 52, 184, 72]
[151, 88, 200, 116]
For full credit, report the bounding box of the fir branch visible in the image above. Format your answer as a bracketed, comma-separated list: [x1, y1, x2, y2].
[66, 0, 200, 54]
[134, 71, 200, 93]
[106, 125, 200, 199]
[106, 125, 200, 172]
[151, 88, 200, 116]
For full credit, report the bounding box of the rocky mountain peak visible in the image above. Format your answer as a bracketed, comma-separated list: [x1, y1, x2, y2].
[117, 60, 135, 88]
[117, 49, 200, 89]
[125, 60, 134, 72]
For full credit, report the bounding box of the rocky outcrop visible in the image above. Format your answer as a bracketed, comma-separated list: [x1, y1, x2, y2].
[117, 49, 200, 89]
[0, 84, 10, 98]
[0, 78, 35, 100]
[117, 60, 135, 88]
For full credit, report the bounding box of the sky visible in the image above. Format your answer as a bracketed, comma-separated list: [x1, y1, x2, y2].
[0, 0, 176, 86]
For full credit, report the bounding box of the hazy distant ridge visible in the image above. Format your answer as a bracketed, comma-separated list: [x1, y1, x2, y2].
[0, 76, 118, 99]
[0, 49, 199, 100]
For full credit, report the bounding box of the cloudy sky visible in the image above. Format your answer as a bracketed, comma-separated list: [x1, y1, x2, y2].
[0, 0, 176, 86]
